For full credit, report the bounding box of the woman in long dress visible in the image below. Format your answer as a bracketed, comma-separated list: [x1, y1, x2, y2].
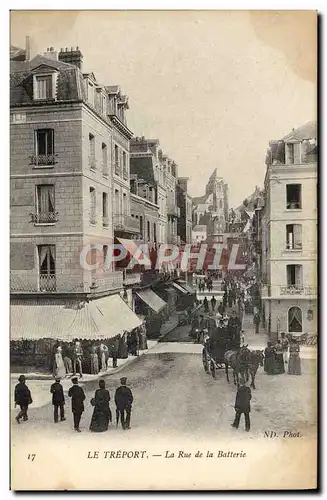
[53, 346, 66, 379]
[264, 342, 277, 375]
[274, 340, 285, 374]
[99, 343, 108, 372]
[90, 345, 99, 375]
[288, 341, 301, 375]
[89, 380, 111, 432]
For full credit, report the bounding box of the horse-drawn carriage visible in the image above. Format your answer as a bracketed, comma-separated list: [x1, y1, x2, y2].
[202, 316, 237, 379]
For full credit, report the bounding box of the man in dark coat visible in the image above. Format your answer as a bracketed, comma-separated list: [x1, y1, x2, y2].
[115, 377, 134, 430]
[210, 295, 217, 312]
[228, 310, 242, 349]
[203, 297, 209, 313]
[231, 378, 252, 431]
[217, 302, 225, 316]
[108, 338, 119, 368]
[50, 377, 66, 423]
[68, 377, 86, 432]
[15, 375, 32, 424]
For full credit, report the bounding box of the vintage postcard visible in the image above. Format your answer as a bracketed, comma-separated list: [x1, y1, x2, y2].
[10, 10, 317, 491]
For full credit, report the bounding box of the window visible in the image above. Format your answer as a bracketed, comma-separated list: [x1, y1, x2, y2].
[286, 224, 302, 250]
[89, 134, 96, 170]
[33, 185, 57, 224]
[286, 184, 302, 209]
[38, 245, 56, 291]
[102, 192, 109, 227]
[88, 82, 94, 107]
[122, 152, 127, 180]
[123, 193, 127, 215]
[147, 220, 151, 241]
[286, 264, 303, 288]
[140, 215, 144, 239]
[114, 145, 120, 175]
[153, 223, 157, 243]
[35, 75, 53, 100]
[114, 190, 120, 223]
[219, 200, 223, 209]
[288, 306, 302, 333]
[89, 187, 96, 224]
[285, 143, 294, 164]
[103, 245, 109, 269]
[33, 129, 55, 166]
[102, 143, 108, 177]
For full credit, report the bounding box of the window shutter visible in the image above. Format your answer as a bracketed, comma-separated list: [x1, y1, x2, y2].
[294, 224, 302, 248]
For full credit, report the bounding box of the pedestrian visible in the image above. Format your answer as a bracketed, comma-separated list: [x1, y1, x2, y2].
[280, 332, 289, 365]
[203, 297, 209, 313]
[264, 341, 277, 375]
[53, 346, 66, 379]
[228, 310, 241, 349]
[15, 375, 32, 424]
[50, 376, 66, 423]
[211, 295, 217, 312]
[115, 377, 134, 430]
[90, 345, 99, 375]
[288, 341, 301, 375]
[68, 376, 86, 432]
[99, 342, 108, 372]
[63, 344, 73, 375]
[72, 340, 83, 378]
[217, 302, 225, 316]
[89, 379, 112, 432]
[231, 377, 251, 432]
[274, 340, 285, 374]
[253, 311, 260, 334]
[108, 338, 119, 368]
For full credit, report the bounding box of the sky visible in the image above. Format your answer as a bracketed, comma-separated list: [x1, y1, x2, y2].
[10, 10, 317, 207]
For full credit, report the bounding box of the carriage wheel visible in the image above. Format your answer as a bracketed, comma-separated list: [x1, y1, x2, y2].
[210, 361, 217, 379]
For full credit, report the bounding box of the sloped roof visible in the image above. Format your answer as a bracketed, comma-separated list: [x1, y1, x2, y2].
[193, 194, 210, 205]
[283, 121, 317, 141]
[10, 45, 26, 61]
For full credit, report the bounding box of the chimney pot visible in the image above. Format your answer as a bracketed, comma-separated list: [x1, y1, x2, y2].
[76, 46, 79, 50]
[50, 47, 54, 51]
[65, 47, 68, 52]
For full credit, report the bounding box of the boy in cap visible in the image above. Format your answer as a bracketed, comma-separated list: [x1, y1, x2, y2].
[115, 377, 134, 430]
[50, 377, 66, 423]
[68, 377, 86, 432]
[231, 377, 252, 432]
[14, 375, 33, 424]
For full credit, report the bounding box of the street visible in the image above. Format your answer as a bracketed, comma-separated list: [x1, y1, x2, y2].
[12, 346, 317, 442]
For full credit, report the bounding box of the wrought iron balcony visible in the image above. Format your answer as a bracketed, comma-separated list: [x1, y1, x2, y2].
[30, 154, 56, 166]
[39, 274, 57, 292]
[30, 212, 59, 224]
[280, 285, 317, 296]
[114, 214, 140, 234]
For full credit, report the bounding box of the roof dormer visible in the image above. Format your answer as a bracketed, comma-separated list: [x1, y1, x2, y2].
[31, 64, 59, 101]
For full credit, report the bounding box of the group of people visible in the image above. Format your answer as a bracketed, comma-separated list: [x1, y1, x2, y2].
[264, 333, 301, 376]
[52, 327, 147, 379]
[198, 276, 213, 292]
[15, 374, 134, 432]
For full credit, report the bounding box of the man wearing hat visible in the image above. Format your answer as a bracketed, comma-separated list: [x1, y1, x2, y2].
[114, 377, 133, 430]
[14, 375, 33, 424]
[68, 377, 86, 432]
[50, 377, 66, 423]
[231, 377, 252, 432]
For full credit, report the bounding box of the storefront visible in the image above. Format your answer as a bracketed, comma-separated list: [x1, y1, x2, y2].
[134, 288, 168, 338]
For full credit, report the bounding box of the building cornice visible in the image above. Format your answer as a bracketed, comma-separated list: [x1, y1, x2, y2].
[130, 152, 153, 158]
[109, 114, 133, 140]
[268, 162, 317, 175]
[130, 192, 159, 209]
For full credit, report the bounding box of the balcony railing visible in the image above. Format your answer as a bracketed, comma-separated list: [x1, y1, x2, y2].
[30, 154, 56, 166]
[89, 156, 96, 171]
[261, 284, 317, 298]
[114, 214, 140, 233]
[39, 274, 57, 292]
[286, 242, 302, 250]
[30, 212, 59, 224]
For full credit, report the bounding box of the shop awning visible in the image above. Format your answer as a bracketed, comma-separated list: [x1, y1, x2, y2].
[176, 280, 196, 294]
[136, 289, 166, 313]
[172, 282, 188, 294]
[10, 295, 142, 341]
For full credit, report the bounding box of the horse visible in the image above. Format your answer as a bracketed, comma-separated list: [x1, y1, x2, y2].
[244, 350, 264, 389]
[224, 345, 251, 386]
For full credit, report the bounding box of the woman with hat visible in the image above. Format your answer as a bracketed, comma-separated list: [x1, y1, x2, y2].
[14, 375, 33, 424]
[53, 346, 66, 379]
[89, 379, 112, 432]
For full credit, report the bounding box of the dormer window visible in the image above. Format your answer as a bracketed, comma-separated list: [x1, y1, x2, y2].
[33, 73, 56, 100]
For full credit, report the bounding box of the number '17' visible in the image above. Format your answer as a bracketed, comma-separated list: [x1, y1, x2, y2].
[27, 454, 35, 461]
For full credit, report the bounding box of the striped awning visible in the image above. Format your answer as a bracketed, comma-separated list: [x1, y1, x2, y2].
[172, 282, 188, 294]
[136, 289, 166, 313]
[10, 295, 142, 341]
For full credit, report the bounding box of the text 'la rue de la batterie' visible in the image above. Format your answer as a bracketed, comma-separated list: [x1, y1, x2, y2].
[87, 450, 247, 459]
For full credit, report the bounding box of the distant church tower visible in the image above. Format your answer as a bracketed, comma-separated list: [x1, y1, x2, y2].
[206, 170, 229, 243]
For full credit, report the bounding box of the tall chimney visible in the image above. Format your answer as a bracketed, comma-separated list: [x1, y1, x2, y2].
[58, 46, 83, 70]
[25, 36, 31, 61]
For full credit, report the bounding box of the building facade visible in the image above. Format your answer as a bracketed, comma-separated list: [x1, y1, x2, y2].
[260, 121, 317, 337]
[162, 155, 179, 245]
[10, 43, 143, 351]
[177, 177, 192, 244]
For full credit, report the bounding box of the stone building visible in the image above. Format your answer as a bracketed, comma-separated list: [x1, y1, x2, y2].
[10, 43, 142, 351]
[260, 121, 317, 337]
[161, 154, 179, 244]
[130, 175, 159, 243]
[192, 168, 229, 243]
